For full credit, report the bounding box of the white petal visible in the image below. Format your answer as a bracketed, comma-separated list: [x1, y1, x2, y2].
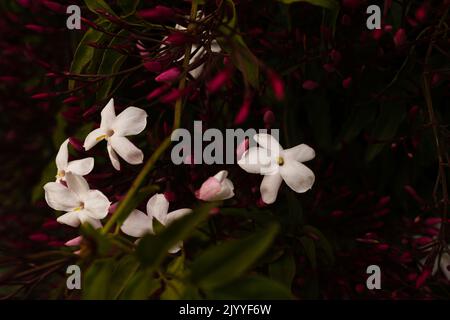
[110, 136, 144, 165]
[57, 211, 81, 227]
[121, 209, 153, 237]
[79, 212, 102, 229]
[67, 158, 94, 176]
[83, 190, 110, 219]
[213, 170, 228, 183]
[166, 208, 192, 226]
[238, 147, 275, 174]
[280, 161, 315, 193]
[168, 242, 183, 254]
[283, 144, 315, 163]
[83, 127, 106, 151]
[210, 40, 221, 53]
[440, 253, 450, 280]
[147, 194, 169, 225]
[260, 173, 283, 204]
[107, 142, 121, 171]
[208, 179, 234, 201]
[254, 133, 282, 155]
[55, 139, 69, 171]
[112, 107, 148, 136]
[65, 173, 90, 199]
[44, 182, 79, 211]
[100, 98, 116, 129]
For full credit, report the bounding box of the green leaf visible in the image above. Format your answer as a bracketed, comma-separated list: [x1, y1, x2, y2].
[96, 30, 129, 100]
[365, 103, 405, 162]
[136, 202, 217, 269]
[208, 275, 293, 299]
[268, 252, 296, 287]
[300, 236, 317, 269]
[303, 225, 334, 265]
[217, 0, 259, 88]
[84, 0, 115, 15]
[119, 270, 161, 300]
[118, 0, 140, 17]
[108, 255, 140, 299]
[189, 223, 280, 290]
[83, 258, 114, 300]
[68, 20, 112, 90]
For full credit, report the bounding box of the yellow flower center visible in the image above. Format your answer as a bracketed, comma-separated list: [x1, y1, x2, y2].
[74, 203, 84, 212]
[56, 170, 66, 179]
[96, 129, 114, 141]
[276, 156, 285, 166]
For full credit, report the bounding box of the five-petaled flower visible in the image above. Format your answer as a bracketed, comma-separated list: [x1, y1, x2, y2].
[83, 98, 148, 171]
[195, 170, 235, 201]
[238, 133, 315, 204]
[121, 193, 192, 253]
[44, 172, 110, 228]
[55, 139, 94, 182]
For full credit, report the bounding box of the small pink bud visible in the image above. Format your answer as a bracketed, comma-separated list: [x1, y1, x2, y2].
[144, 61, 162, 72]
[29, 233, 49, 242]
[323, 63, 335, 73]
[164, 191, 176, 202]
[25, 24, 48, 33]
[137, 6, 175, 21]
[342, 76, 352, 89]
[415, 6, 427, 23]
[416, 268, 431, 288]
[263, 110, 275, 125]
[65, 236, 83, 247]
[329, 49, 342, 64]
[393, 28, 406, 47]
[146, 84, 170, 100]
[63, 96, 81, 104]
[69, 137, 84, 152]
[268, 70, 285, 101]
[372, 29, 384, 41]
[342, 0, 360, 9]
[160, 88, 183, 104]
[164, 32, 189, 46]
[31, 92, 55, 100]
[302, 80, 319, 90]
[234, 96, 252, 125]
[195, 177, 222, 201]
[207, 69, 231, 94]
[41, 0, 66, 13]
[155, 67, 180, 82]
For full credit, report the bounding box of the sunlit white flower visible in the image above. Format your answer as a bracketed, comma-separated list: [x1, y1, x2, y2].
[238, 133, 315, 204]
[420, 248, 450, 281]
[83, 98, 147, 171]
[55, 139, 94, 182]
[195, 170, 234, 201]
[121, 193, 192, 253]
[44, 173, 110, 228]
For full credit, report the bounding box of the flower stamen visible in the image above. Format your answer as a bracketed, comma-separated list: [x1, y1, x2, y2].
[276, 156, 285, 166]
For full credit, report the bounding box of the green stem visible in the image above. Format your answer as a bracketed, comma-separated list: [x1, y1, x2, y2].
[102, 1, 199, 234]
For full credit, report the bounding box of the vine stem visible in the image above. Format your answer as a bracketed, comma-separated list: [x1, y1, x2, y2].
[102, 1, 199, 234]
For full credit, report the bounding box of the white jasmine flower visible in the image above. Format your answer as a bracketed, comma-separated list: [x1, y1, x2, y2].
[55, 139, 94, 182]
[83, 98, 147, 171]
[195, 170, 234, 201]
[121, 193, 192, 253]
[238, 133, 315, 204]
[44, 173, 110, 229]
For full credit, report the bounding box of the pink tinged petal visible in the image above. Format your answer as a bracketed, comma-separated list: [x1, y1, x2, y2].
[43, 182, 79, 211]
[196, 177, 222, 201]
[83, 127, 106, 151]
[238, 147, 274, 174]
[254, 133, 282, 155]
[66, 158, 94, 176]
[280, 161, 315, 193]
[236, 138, 249, 159]
[100, 98, 116, 129]
[215, 178, 235, 201]
[260, 173, 283, 204]
[214, 170, 228, 183]
[121, 209, 153, 237]
[55, 139, 69, 171]
[107, 142, 121, 170]
[166, 209, 192, 226]
[282, 144, 315, 163]
[56, 211, 81, 227]
[110, 136, 144, 165]
[65, 173, 90, 199]
[147, 193, 170, 225]
[302, 80, 319, 90]
[65, 236, 83, 247]
[83, 190, 110, 219]
[112, 107, 148, 136]
[78, 213, 102, 229]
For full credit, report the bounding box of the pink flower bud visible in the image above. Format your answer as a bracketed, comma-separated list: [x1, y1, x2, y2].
[416, 268, 431, 288]
[342, 0, 360, 9]
[195, 177, 222, 201]
[31, 92, 56, 100]
[160, 88, 183, 104]
[164, 32, 189, 46]
[63, 96, 81, 104]
[342, 76, 352, 89]
[263, 110, 275, 125]
[393, 28, 406, 47]
[236, 138, 249, 159]
[69, 137, 84, 152]
[146, 84, 170, 100]
[302, 80, 319, 90]
[144, 61, 162, 72]
[155, 67, 180, 82]
[29, 233, 49, 242]
[65, 236, 83, 247]
[25, 24, 48, 33]
[234, 96, 252, 125]
[207, 69, 231, 94]
[138, 6, 175, 21]
[268, 70, 285, 101]
[41, 0, 66, 13]
[323, 63, 335, 73]
[415, 6, 427, 23]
